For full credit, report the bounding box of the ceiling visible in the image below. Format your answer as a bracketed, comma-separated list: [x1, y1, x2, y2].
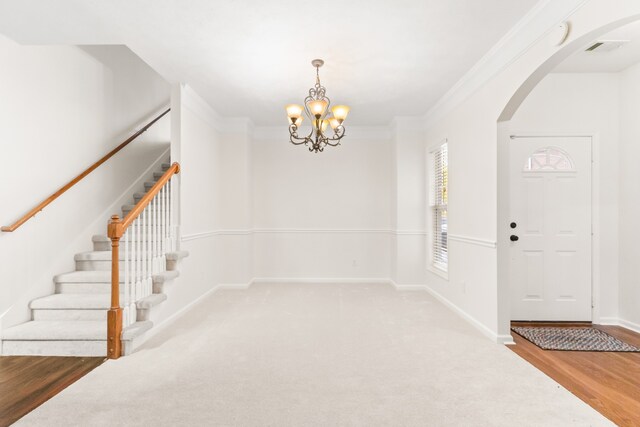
[0, 0, 539, 125]
[554, 19, 640, 73]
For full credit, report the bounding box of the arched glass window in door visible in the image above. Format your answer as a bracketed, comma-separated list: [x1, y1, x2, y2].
[523, 146, 575, 171]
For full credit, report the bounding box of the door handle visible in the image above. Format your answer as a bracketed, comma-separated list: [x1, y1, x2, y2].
[510, 235, 519, 242]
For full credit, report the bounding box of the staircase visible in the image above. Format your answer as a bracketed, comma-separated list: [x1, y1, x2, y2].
[0, 161, 188, 357]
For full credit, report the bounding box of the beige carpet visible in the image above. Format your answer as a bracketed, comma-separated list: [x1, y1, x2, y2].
[16, 283, 611, 426]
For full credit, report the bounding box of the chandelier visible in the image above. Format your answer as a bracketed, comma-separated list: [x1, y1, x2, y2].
[285, 59, 350, 153]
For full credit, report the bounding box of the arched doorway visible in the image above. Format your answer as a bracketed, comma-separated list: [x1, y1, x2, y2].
[497, 14, 640, 338]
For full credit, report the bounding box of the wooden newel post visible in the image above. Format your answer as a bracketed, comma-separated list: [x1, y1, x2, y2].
[107, 215, 123, 359]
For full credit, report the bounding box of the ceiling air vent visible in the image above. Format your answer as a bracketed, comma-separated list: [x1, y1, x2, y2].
[585, 40, 629, 52]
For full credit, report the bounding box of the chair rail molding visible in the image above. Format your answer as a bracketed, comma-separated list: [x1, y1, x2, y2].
[448, 234, 497, 249]
[181, 228, 428, 241]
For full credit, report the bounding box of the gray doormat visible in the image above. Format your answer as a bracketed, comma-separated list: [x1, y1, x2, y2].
[511, 326, 640, 352]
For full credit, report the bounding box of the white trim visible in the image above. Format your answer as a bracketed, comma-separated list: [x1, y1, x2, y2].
[181, 84, 252, 134]
[254, 228, 394, 234]
[395, 230, 428, 236]
[422, 283, 511, 344]
[181, 230, 253, 241]
[423, 0, 589, 129]
[181, 228, 427, 242]
[427, 266, 449, 281]
[448, 234, 497, 249]
[252, 277, 393, 285]
[619, 318, 640, 334]
[138, 285, 220, 344]
[596, 317, 640, 335]
[391, 283, 429, 292]
[134, 281, 256, 348]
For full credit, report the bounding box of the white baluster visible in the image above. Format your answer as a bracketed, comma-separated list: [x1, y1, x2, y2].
[161, 185, 166, 260]
[153, 194, 157, 274]
[136, 214, 141, 307]
[169, 179, 174, 251]
[146, 204, 151, 296]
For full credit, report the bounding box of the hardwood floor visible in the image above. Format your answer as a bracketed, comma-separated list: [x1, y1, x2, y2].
[0, 356, 104, 426]
[509, 322, 640, 427]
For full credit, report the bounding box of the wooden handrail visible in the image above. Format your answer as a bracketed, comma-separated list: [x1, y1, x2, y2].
[106, 161, 180, 359]
[107, 162, 180, 240]
[1, 108, 171, 232]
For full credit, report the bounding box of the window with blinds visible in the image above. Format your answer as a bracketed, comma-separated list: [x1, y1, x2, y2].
[431, 143, 448, 271]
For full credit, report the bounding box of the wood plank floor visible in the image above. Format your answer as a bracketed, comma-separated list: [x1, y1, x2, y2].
[0, 356, 104, 427]
[509, 322, 640, 427]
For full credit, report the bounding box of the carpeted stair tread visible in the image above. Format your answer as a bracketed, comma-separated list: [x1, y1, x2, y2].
[136, 294, 167, 309]
[166, 250, 189, 261]
[153, 270, 179, 283]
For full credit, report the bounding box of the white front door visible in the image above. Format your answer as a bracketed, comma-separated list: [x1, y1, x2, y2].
[509, 136, 592, 321]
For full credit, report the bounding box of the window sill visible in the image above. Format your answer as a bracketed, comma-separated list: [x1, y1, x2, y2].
[428, 265, 449, 281]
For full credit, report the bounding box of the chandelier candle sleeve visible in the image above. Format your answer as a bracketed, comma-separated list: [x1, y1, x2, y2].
[285, 59, 350, 153]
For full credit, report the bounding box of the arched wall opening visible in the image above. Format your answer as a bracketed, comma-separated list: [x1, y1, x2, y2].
[497, 13, 640, 340]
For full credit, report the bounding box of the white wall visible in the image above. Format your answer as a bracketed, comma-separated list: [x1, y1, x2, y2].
[619, 62, 640, 329]
[508, 72, 620, 321]
[155, 85, 253, 326]
[0, 36, 170, 329]
[251, 127, 393, 280]
[420, 0, 640, 342]
[392, 119, 428, 286]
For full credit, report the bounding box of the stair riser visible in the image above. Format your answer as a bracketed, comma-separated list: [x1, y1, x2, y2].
[76, 260, 126, 271]
[33, 309, 107, 321]
[144, 184, 172, 191]
[56, 283, 111, 294]
[76, 258, 167, 272]
[122, 211, 170, 219]
[93, 241, 111, 251]
[134, 196, 171, 203]
[1, 340, 106, 357]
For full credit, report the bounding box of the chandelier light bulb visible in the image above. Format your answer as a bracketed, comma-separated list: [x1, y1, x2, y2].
[286, 104, 303, 119]
[308, 99, 328, 119]
[328, 117, 341, 131]
[331, 105, 350, 123]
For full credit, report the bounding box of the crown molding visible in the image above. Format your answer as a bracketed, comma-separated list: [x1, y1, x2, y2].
[181, 84, 253, 135]
[422, 0, 589, 130]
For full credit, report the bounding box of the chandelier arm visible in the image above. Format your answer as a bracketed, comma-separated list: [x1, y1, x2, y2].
[288, 125, 311, 145]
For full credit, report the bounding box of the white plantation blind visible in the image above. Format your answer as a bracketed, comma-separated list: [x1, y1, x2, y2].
[432, 143, 448, 270]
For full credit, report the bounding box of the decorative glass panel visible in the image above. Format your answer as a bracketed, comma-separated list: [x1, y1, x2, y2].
[524, 146, 574, 172]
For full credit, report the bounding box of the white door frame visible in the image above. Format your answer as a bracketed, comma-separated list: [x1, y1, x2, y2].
[505, 131, 600, 323]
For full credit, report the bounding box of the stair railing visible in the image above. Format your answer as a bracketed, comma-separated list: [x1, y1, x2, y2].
[1, 108, 171, 232]
[107, 162, 180, 359]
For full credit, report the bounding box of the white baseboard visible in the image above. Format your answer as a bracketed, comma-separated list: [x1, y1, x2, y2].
[391, 283, 429, 291]
[217, 282, 253, 291]
[597, 316, 619, 325]
[417, 282, 505, 345]
[596, 317, 640, 334]
[619, 318, 640, 334]
[139, 278, 513, 352]
[251, 277, 393, 285]
[139, 286, 220, 345]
